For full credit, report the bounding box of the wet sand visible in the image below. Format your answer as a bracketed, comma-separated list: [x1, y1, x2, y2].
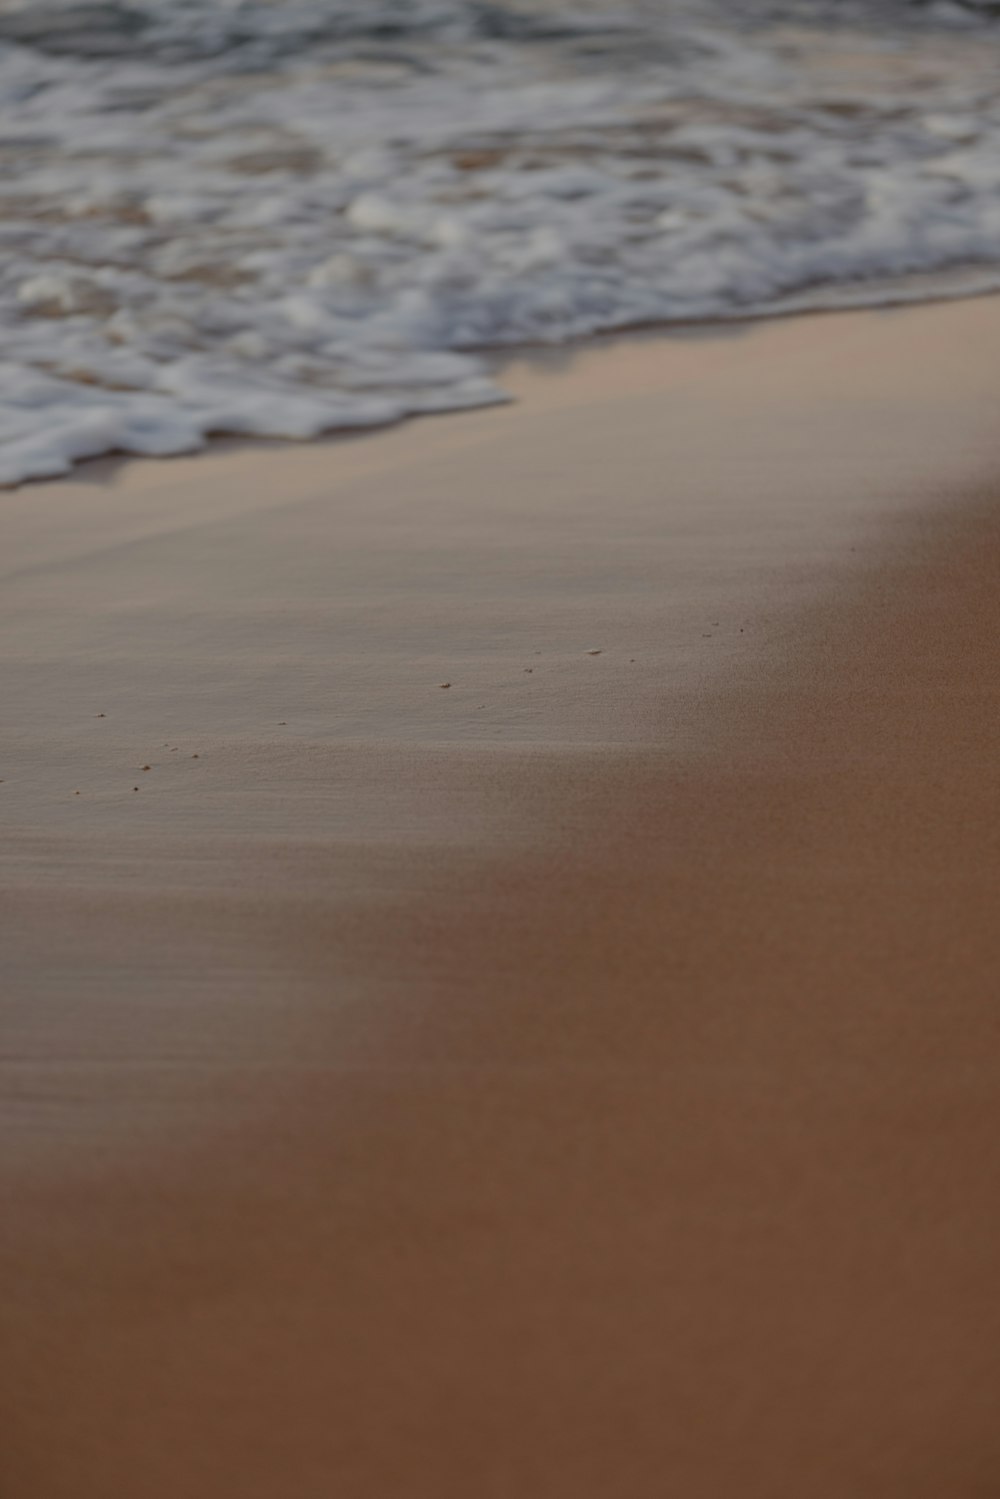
[3, 297, 1000, 1496]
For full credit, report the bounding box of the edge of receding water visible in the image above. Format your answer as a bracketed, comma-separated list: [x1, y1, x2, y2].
[6, 260, 1000, 492]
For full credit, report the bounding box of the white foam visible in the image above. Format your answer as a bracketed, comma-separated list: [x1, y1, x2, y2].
[2, 0, 1000, 483]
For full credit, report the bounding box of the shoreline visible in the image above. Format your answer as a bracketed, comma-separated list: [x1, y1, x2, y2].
[4, 295, 1000, 1496]
[6, 261, 1000, 494]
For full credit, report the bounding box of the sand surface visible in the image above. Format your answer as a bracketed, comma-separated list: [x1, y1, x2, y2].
[3, 297, 1000, 1496]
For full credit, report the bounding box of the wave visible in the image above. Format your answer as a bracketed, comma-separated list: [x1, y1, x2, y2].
[2, 0, 1000, 482]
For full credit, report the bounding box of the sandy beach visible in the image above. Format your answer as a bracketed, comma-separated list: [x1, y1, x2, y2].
[4, 295, 1000, 1496]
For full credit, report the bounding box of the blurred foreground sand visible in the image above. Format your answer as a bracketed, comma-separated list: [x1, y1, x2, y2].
[3, 298, 1000, 1496]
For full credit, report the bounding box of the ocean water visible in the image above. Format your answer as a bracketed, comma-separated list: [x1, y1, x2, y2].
[1, 0, 1000, 483]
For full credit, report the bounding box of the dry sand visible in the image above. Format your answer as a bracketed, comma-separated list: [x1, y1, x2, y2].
[3, 297, 1000, 1496]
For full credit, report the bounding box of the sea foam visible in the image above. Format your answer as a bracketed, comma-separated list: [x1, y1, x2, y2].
[2, 0, 1000, 483]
